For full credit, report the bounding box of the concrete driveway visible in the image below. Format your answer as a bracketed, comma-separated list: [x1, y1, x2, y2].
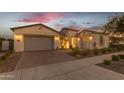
[15, 50, 76, 70]
[1, 51, 124, 80]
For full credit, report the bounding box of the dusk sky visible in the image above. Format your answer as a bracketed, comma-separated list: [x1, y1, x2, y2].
[0, 12, 123, 38]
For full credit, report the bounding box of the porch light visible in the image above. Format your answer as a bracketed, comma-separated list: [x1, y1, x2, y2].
[15, 35, 22, 41]
[89, 36, 93, 41]
[77, 38, 80, 41]
[54, 36, 59, 40]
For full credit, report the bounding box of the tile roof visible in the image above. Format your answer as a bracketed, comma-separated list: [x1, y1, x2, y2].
[11, 23, 59, 34]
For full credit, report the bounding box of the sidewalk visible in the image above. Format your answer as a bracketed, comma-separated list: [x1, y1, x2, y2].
[0, 51, 124, 80]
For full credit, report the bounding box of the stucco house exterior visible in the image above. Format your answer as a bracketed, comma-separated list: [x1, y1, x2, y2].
[11, 23, 109, 52]
[77, 29, 109, 49]
[59, 28, 80, 49]
[59, 28, 109, 49]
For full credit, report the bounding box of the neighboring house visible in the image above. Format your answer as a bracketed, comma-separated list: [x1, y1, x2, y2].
[11, 23, 109, 52]
[0, 38, 13, 51]
[1, 40, 9, 51]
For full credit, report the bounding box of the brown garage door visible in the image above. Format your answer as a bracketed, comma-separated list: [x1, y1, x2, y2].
[24, 36, 54, 51]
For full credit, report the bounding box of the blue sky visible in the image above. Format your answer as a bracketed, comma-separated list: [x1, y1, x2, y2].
[0, 12, 123, 38]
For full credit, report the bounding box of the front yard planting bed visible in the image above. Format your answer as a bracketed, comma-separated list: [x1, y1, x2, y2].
[97, 54, 124, 74]
[97, 60, 124, 74]
[68, 47, 124, 59]
[0, 53, 21, 73]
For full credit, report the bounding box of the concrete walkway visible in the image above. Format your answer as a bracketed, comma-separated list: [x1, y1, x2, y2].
[0, 51, 124, 80]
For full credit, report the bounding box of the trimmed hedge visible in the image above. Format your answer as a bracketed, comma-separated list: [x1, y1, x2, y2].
[103, 60, 112, 65]
[112, 55, 119, 61]
[118, 54, 124, 59]
[0, 51, 13, 61]
[71, 48, 81, 56]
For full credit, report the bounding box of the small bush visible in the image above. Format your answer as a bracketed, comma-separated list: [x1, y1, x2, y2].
[0, 51, 12, 61]
[107, 48, 113, 53]
[81, 49, 93, 56]
[101, 48, 107, 54]
[0, 55, 7, 60]
[0, 60, 3, 64]
[118, 54, 124, 59]
[112, 55, 119, 61]
[72, 48, 81, 56]
[81, 50, 88, 56]
[112, 48, 118, 52]
[103, 60, 112, 65]
[93, 49, 100, 55]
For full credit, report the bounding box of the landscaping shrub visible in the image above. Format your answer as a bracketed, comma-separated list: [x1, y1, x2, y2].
[106, 48, 113, 53]
[93, 49, 100, 55]
[0, 55, 8, 60]
[0, 51, 13, 61]
[118, 54, 124, 59]
[103, 60, 112, 65]
[72, 47, 81, 56]
[86, 49, 93, 55]
[101, 48, 107, 54]
[112, 55, 119, 61]
[81, 50, 88, 56]
[0, 60, 3, 64]
[81, 49, 93, 56]
[112, 48, 118, 52]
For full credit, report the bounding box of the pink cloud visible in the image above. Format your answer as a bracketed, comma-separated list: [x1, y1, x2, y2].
[17, 13, 64, 23]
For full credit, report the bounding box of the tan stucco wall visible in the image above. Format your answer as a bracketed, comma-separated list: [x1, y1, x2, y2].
[14, 34, 24, 52]
[79, 32, 109, 49]
[103, 35, 109, 48]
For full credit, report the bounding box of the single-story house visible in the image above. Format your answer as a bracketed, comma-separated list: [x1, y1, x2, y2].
[11, 23, 109, 52]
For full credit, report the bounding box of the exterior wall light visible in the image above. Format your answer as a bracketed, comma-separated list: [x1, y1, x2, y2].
[15, 35, 22, 42]
[89, 36, 93, 41]
[77, 38, 80, 41]
[54, 36, 60, 40]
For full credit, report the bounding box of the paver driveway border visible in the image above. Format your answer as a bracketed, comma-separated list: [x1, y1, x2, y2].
[0, 51, 124, 80]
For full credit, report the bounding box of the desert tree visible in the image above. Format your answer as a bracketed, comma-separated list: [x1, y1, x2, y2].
[103, 14, 124, 35]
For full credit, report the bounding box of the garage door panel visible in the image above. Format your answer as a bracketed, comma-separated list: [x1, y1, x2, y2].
[24, 36, 53, 51]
